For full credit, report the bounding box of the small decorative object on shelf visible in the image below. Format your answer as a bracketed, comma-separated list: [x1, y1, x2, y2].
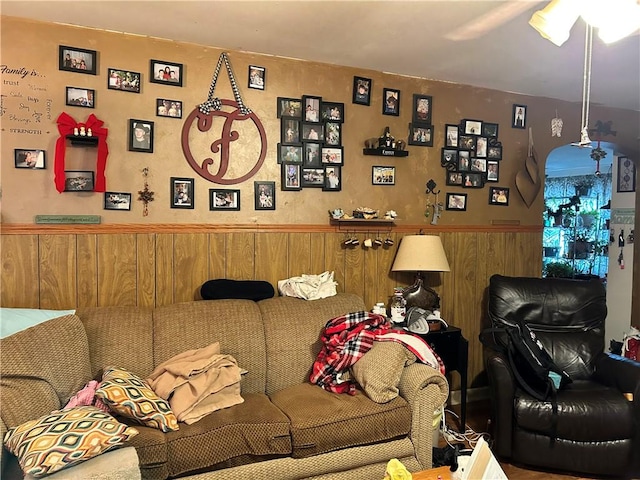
[363, 126, 409, 157]
[384, 210, 398, 220]
[353, 206, 378, 219]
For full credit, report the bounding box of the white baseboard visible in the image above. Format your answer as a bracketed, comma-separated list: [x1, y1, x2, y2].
[448, 386, 489, 406]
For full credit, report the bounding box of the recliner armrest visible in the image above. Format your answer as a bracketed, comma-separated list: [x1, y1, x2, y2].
[593, 353, 640, 397]
[485, 351, 515, 459]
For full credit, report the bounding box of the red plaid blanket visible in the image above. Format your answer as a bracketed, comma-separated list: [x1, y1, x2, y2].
[310, 311, 390, 394]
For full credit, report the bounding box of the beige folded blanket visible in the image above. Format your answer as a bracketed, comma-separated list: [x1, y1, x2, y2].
[147, 342, 243, 424]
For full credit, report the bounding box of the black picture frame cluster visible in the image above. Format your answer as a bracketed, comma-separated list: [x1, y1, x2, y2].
[276, 95, 344, 192]
[441, 118, 503, 190]
[408, 94, 434, 147]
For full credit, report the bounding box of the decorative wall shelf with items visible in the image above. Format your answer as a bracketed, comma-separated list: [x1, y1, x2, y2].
[363, 127, 408, 157]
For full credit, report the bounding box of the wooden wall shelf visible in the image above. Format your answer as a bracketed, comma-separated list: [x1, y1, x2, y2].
[363, 148, 408, 157]
[66, 135, 98, 146]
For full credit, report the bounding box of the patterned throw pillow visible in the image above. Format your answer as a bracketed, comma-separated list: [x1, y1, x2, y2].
[3, 406, 138, 478]
[96, 366, 179, 432]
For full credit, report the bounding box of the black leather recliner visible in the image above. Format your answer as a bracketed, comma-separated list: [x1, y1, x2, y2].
[482, 274, 640, 477]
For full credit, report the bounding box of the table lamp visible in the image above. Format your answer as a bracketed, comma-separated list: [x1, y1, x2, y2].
[391, 234, 450, 311]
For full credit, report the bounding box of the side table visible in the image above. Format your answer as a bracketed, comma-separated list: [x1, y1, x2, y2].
[418, 325, 469, 432]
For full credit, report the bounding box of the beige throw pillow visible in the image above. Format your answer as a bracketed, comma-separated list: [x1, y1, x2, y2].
[350, 341, 416, 403]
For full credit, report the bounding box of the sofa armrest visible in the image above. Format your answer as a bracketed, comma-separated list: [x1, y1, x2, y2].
[485, 351, 515, 459]
[398, 363, 449, 470]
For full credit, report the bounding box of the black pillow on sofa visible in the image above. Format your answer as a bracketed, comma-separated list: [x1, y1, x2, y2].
[200, 279, 275, 301]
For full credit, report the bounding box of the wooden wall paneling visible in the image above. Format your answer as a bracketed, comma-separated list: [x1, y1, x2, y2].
[39, 234, 77, 310]
[76, 234, 98, 308]
[344, 238, 366, 300]
[156, 234, 174, 306]
[225, 232, 255, 280]
[287, 233, 312, 278]
[309, 232, 326, 276]
[207, 233, 226, 288]
[0, 235, 39, 308]
[174, 233, 209, 303]
[136, 234, 156, 307]
[97, 234, 137, 306]
[324, 233, 345, 293]
[255, 232, 288, 291]
[439, 232, 456, 322]
[378, 233, 399, 308]
[363, 243, 377, 312]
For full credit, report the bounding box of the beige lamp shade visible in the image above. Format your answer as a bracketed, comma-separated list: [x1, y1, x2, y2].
[391, 235, 450, 272]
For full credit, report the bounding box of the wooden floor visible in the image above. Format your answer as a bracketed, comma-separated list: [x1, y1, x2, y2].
[440, 400, 614, 480]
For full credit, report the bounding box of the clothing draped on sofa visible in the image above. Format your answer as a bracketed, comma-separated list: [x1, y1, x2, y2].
[147, 342, 243, 424]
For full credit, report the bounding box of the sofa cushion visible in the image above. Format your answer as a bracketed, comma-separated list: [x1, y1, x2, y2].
[96, 367, 178, 432]
[0, 314, 92, 427]
[350, 341, 416, 403]
[3, 406, 138, 478]
[164, 393, 291, 477]
[122, 421, 169, 480]
[270, 383, 411, 458]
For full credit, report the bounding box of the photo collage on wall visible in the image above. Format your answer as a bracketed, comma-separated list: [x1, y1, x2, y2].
[277, 95, 344, 192]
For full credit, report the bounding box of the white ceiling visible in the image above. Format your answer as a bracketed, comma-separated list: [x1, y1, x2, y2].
[2, 0, 640, 112]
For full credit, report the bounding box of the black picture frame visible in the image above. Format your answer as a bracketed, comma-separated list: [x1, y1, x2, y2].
[281, 119, 301, 145]
[487, 145, 502, 160]
[471, 158, 487, 173]
[482, 122, 499, 138]
[383, 88, 400, 116]
[301, 123, 324, 141]
[170, 177, 194, 209]
[156, 98, 182, 118]
[278, 144, 303, 164]
[321, 102, 344, 123]
[277, 97, 302, 118]
[462, 172, 484, 188]
[459, 135, 476, 151]
[458, 151, 471, 171]
[303, 142, 322, 167]
[321, 146, 344, 166]
[441, 148, 459, 171]
[323, 166, 342, 191]
[445, 124, 459, 148]
[248, 65, 266, 90]
[302, 95, 322, 123]
[301, 168, 325, 188]
[489, 186, 510, 206]
[372, 165, 395, 185]
[108, 68, 141, 93]
[14, 149, 46, 169]
[65, 87, 95, 108]
[446, 171, 463, 186]
[408, 123, 434, 147]
[462, 119, 483, 135]
[352, 76, 372, 106]
[486, 160, 500, 182]
[475, 136, 488, 158]
[281, 163, 302, 191]
[446, 193, 467, 211]
[617, 156, 637, 193]
[324, 122, 342, 146]
[210, 189, 240, 210]
[254, 181, 275, 210]
[149, 59, 183, 87]
[128, 119, 154, 153]
[104, 192, 132, 211]
[512, 104, 527, 129]
[412, 94, 432, 124]
[59, 45, 97, 75]
[64, 170, 94, 192]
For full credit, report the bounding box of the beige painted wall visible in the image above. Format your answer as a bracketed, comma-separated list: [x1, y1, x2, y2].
[3, 15, 637, 227]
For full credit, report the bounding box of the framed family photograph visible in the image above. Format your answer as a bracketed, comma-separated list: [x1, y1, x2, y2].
[156, 98, 182, 118]
[303, 142, 322, 167]
[489, 187, 510, 205]
[281, 119, 300, 144]
[487, 145, 502, 160]
[463, 172, 484, 188]
[14, 149, 46, 169]
[277, 97, 302, 118]
[301, 168, 325, 188]
[321, 102, 344, 122]
[325, 122, 341, 146]
[446, 193, 467, 211]
[248, 65, 266, 90]
[352, 76, 372, 106]
[104, 192, 132, 211]
[446, 171, 463, 186]
[462, 119, 483, 135]
[281, 163, 301, 191]
[321, 146, 343, 165]
[64, 170, 94, 192]
[170, 177, 194, 209]
[255, 181, 275, 210]
[324, 166, 341, 191]
[150, 59, 183, 86]
[66, 87, 95, 108]
[486, 160, 500, 182]
[482, 122, 499, 138]
[445, 124, 459, 148]
[278, 144, 303, 164]
[108, 68, 141, 93]
[408, 123, 434, 147]
[59, 45, 97, 75]
[372, 166, 395, 185]
[617, 156, 636, 193]
[128, 119, 154, 153]
[412, 94, 432, 124]
[512, 104, 527, 129]
[210, 189, 240, 210]
[383, 88, 400, 116]
[302, 95, 322, 123]
[302, 123, 324, 141]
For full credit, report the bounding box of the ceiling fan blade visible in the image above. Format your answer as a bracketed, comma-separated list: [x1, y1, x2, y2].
[445, 2, 542, 41]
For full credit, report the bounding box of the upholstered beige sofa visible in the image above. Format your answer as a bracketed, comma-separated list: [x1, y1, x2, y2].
[1, 293, 448, 480]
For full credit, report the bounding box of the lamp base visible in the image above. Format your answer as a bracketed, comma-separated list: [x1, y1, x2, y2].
[402, 274, 440, 311]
